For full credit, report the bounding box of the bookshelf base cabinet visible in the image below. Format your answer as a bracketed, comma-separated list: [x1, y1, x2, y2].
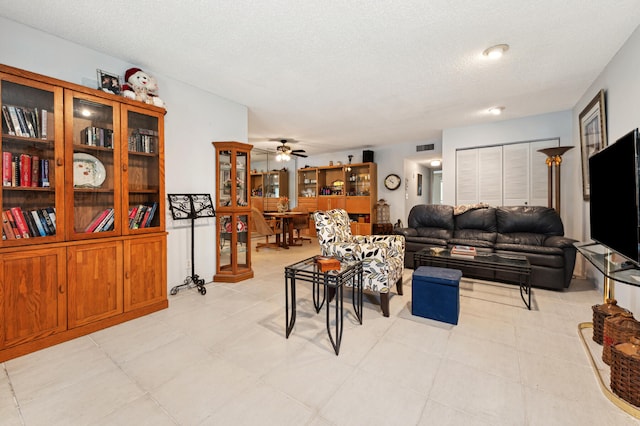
[67, 241, 124, 329]
[0, 235, 167, 362]
[0, 247, 67, 351]
[0, 64, 168, 363]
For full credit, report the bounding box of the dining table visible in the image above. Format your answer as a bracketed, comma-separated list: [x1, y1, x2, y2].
[263, 211, 308, 249]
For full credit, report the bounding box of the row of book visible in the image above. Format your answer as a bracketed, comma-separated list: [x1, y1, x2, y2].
[84, 208, 115, 232]
[2, 152, 50, 187]
[450, 245, 477, 258]
[80, 126, 113, 148]
[82, 202, 158, 233]
[2, 105, 51, 139]
[128, 128, 158, 153]
[129, 203, 158, 229]
[2, 206, 56, 240]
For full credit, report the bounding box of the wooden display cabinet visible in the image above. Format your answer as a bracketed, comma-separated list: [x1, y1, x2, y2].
[213, 141, 253, 282]
[0, 64, 167, 362]
[298, 162, 377, 235]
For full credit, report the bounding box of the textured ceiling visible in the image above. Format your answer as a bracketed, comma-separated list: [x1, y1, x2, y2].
[1, 1, 639, 155]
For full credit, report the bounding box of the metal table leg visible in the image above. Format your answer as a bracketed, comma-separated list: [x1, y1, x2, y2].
[325, 276, 344, 355]
[285, 272, 297, 338]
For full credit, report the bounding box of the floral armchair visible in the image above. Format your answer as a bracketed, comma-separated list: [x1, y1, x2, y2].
[313, 209, 405, 317]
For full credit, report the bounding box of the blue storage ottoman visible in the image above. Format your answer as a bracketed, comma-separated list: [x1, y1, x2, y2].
[412, 266, 463, 324]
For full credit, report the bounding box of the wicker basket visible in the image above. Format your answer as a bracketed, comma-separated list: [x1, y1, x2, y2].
[611, 337, 640, 407]
[592, 298, 630, 344]
[603, 313, 640, 365]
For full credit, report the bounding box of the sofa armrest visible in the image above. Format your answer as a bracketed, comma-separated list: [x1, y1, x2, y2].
[545, 236, 578, 249]
[394, 227, 417, 237]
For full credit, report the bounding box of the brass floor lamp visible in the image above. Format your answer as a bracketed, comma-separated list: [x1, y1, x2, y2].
[538, 146, 574, 215]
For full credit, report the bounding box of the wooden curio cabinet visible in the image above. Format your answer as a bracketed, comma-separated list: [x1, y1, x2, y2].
[213, 141, 253, 282]
[0, 64, 167, 362]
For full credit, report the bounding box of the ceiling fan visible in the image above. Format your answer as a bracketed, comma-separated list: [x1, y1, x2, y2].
[270, 138, 308, 159]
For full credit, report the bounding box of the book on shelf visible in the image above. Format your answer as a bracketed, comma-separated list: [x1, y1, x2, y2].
[10, 207, 30, 239]
[45, 207, 56, 233]
[31, 155, 40, 187]
[450, 245, 477, 257]
[34, 209, 53, 235]
[93, 208, 114, 232]
[2, 105, 15, 135]
[40, 158, 49, 187]
[19, 154, 31, 187]
[84, 208, 112, 233]
[30, 210, 47, 236]
[5, 209, 21, 239]
[2, 211, 16, 239]
[22, 209, 40, 237]
[2, 152, 11, 186]
[40, 208, 55, 234]
[7, 106, 24, 137]
[143, 202, 158, 227]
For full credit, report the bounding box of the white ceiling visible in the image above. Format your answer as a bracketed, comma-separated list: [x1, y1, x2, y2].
[2, 1, 639, 156]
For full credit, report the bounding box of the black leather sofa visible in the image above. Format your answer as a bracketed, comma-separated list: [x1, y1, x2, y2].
[394, 204, 577, 290]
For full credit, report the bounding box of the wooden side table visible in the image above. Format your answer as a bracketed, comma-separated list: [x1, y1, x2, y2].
[372, 223, 394, 235]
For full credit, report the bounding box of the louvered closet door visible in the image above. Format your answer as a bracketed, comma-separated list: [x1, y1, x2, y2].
[503, 143, 530, 206]
[529, 139, 559, 206]
[477, 146, 503, 206]
[456, 149, 479, 205]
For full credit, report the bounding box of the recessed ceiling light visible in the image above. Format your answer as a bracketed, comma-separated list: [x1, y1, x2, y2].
[430, 160, 441, 167]
[482, 44, 509, 59]
[488, 106, 505, 115]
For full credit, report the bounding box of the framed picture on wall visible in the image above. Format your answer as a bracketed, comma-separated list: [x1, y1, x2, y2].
[417, 173, 423, 196]
[579, 89, 607, 200]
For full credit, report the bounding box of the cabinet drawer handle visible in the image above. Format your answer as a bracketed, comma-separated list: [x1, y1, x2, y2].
[56, 158, 63, 167]
[125, 271, 130, 279]
[122, 164, 128, 172]
[59, 285, 64, 294]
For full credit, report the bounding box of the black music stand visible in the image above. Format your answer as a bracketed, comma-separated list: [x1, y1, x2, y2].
[168, 194, 215, 295]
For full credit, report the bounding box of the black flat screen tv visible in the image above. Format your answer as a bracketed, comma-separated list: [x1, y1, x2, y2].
[589, 129, 640, 265]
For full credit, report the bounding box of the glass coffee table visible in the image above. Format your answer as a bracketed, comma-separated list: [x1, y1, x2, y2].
[285, 256, 363, 355]
[414, 249, 532, 309]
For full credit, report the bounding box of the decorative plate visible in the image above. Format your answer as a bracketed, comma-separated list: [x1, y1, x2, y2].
[73, 153, 106, 188]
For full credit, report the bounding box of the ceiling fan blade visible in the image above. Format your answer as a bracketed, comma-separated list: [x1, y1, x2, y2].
[291, 149, 306, 153]
[292, 152, 308, 158]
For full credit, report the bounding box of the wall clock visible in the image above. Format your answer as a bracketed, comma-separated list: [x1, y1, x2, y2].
[384, 173, 401, 190]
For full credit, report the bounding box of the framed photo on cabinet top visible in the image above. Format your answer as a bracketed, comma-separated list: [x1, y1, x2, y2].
[97, 69, 121, 95]
[579, 89, 607, 200]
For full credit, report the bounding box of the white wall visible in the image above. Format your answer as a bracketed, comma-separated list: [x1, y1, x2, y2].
[0, 17, 248, 289]
[441, 110, 577, 235]
[573, 24, 640, 313]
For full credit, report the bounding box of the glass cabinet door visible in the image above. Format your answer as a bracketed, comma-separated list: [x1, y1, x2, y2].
[1, 75, 64, 245]
[122, 106, 164, 233]
[236, 150, 248, 207]
[212, 141, 253, 282]
[65, 90, 120, 240]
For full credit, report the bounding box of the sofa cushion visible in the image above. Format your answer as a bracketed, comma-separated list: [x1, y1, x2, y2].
[496, 232, 546, 246]
[408, 204, 454, 231]
[496, 206, 564, 236]
[447, 238, 495, 249]
[454, 207, 497, 243]
[494, 243, 565, 268]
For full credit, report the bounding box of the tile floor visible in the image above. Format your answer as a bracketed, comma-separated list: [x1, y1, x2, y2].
[2, 239, 639, 425]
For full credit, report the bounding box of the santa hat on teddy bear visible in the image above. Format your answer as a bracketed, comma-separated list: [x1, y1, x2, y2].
[125, 67, 143, 83]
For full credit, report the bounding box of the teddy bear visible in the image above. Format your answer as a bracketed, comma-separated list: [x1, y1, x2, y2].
[121, 67, 165, 108]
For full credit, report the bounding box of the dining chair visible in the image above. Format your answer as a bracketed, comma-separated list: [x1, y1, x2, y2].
[291, 206, 312, 244]
[251, 207, 281, 251]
